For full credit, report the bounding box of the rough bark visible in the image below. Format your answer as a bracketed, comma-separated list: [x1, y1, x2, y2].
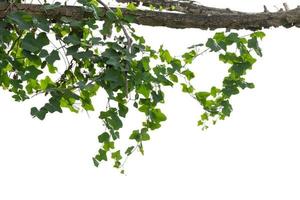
[0, 3, 300, 30]
[116, 0, 245, 15]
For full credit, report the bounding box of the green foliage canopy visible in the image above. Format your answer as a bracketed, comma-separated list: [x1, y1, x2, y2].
[0, 1, 264, 171]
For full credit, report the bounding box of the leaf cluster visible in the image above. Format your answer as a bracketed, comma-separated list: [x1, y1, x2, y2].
[0, 1, 264, 171]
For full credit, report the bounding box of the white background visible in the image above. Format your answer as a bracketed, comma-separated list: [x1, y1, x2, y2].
[1, 0, 300, 199]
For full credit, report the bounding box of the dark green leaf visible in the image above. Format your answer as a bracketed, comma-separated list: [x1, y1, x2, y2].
[98, 132, 110, 143]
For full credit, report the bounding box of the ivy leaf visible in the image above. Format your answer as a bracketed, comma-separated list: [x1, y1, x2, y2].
[182, 69, 195, 81]
[98, 132, 110, 143]
[92, 157, 99, 167]
[22, 32, 49, 53]
[39, 49, 49, 58]
[107, 112, 123, 130]
[111, 150, 122, 161]
[221, 100, 233, 117]
[159, 46, 172, 63]
[251, 31, 266, 39]
[125, 146, 135, 156]
[127, 2, 137, 11]
[96, 149, 108, 161]
[31, 107, 47, 120]
[40, 76, 54, 91]
[182, 50, 196, 64]
[141, 132, 150, 141]
[33, 16, 50, 32]
[129, 130, 140, 141]
[181, 83, 194, 93]
[169, 74, 178, 82]
[23, 66, 43, 80]
[206, 38, 221, 52]
[248, 37, 262, 57]
[137, 85, 150, 98]
[64, 34, 81, 45]
[46, 50, 60, 65]
[195, 92, 210, 103]
[118, 103, 128, 118]
[150, 109, 167, 122]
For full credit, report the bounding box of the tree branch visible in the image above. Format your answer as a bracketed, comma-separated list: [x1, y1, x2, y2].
[116, 0, 244, 15]
[1, 3, 300, 30]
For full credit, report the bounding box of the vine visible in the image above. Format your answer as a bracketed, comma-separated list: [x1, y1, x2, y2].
[0, 0, 264, 172]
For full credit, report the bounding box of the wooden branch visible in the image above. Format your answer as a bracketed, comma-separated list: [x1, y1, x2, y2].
[1, 3, 300, 30]
[116, 0, 244, 15]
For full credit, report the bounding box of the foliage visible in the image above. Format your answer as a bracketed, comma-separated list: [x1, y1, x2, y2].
[0, 0, 264, 171]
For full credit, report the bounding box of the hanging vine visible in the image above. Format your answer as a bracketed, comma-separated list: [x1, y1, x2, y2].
[0, 0, 264, 172]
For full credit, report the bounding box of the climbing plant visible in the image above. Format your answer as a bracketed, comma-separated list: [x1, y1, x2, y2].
[0, 0, 265, 172]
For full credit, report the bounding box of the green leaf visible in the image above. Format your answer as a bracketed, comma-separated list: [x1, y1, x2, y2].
[169, 74, 178, 82]
[73, 50, 94, 60]
[182, 50, 196, 64]
[115, 7, 123, 18]
[47, 64, 57, 74]
[248, 37, 262, 57]
[46, 50, 60, 65]
[127, 2, 137, 11]
[40, 76, 54, 91]
[221, 100, 233, 117]
[150, 109, 167, 122]
[92, 157, 99, 167]
[101, 21, 113, 36]
[197, 120, 204, 126]
[22, 33, 39, 53]
[201, 113, 208, 121]
[33, 16, 50, 32]
[23, 66, 43, 80]
[195, 91, 210, 103]
[103, 141, 115, 151]
[36, 32, 49, 48]
[39, 49, 49, 58]
[118, 103, 128, 118]
[206, 38, 221, 52]
[141, 133, 150, 141]
[22, 32, 49, 53]
[251, 31, 266, 39]
[96, 149, 108, 161]
[98, 132, 110, 143]
[182, 69, 195, 81]
[181, 83, 194, 93]
[107, 112, 123, 130]
[213, 32, 226, 42]
[159, 47, 172, 63]
[129, 130, 140, 141]
[137, 85, 150, 98]
[111, 150, 122, 161]
[125, 146, 135, 156]
[210, 86, 220, 97]
[64, 34, 81, 45]
[31, 107, 47, 120]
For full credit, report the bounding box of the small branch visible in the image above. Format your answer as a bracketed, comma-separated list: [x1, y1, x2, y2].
[263, 5, 269, 13]
[283, 3, 290, 11]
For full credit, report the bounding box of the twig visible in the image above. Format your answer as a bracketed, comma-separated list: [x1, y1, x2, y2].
[283, 3, 289, 11]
